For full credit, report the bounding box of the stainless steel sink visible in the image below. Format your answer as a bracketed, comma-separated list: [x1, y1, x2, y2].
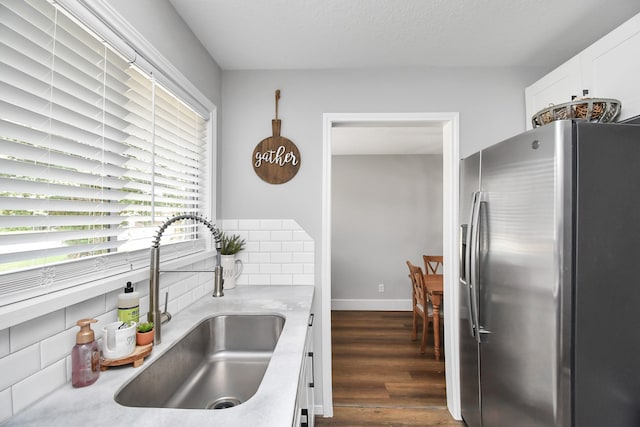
[115, 314, 285, 410]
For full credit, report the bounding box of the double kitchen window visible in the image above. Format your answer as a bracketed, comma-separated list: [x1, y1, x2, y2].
[0, 0, 212, 305]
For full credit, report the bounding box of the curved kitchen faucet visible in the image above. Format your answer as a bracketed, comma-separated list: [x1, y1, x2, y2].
[149, 214, 223, 344]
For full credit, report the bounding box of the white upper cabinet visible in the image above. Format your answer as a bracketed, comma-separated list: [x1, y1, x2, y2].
[525, 57, 582, 128]
[580, 14, 640, 122]
[526, 13, 640, 129]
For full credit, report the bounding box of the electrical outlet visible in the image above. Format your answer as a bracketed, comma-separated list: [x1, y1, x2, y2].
[378, 283, 384, 293]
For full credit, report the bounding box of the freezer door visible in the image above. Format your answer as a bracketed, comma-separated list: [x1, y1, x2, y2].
[459, 152, 482, 427]
[478, 122, 569, 427]
[573, 122, 640, 427]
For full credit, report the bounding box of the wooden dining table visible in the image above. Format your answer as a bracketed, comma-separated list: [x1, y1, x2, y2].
[423, 273, 444, 360]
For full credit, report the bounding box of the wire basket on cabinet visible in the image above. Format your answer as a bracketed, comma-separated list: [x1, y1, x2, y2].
[532, 98, 621, 128]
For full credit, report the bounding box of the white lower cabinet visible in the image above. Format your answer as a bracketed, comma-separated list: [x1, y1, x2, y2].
[293, 313, 315, 427]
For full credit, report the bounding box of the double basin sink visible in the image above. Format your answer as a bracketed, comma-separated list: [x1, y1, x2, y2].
[115, 314, 285, 410]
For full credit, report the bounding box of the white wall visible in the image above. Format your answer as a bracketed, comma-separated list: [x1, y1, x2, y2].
[331, 154, 442, 306]
[108, 0, 222, 105]
[220, 67, 542, 231]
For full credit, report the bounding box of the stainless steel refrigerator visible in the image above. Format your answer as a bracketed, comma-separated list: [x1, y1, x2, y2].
[458, 120, 640, 427]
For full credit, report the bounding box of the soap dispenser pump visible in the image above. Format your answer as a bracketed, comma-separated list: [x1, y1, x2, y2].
[71, 318, 100, 387]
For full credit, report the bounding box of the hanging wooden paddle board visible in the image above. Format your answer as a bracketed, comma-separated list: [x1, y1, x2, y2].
[252, 90, 301, 184]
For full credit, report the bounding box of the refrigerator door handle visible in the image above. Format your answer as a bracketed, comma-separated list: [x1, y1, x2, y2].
[467, 192, 481, 340]
[459, 224, 468, 285]
[470, 192, 491, 343]
[475, 196, 491, 341]
[459, 224, 475, 338]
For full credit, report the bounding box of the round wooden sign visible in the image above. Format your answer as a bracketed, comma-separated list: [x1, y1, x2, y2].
[253, 119, 301, 184]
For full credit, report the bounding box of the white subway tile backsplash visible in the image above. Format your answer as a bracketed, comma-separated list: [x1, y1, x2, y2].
[249, 252, 271, 264]
[221, 219, 238, 229]
[238, 219, 261, 230]
[260, 219, 282, 230]
[270, 275, 293, 285]
[271, 252, 293, 264]
[0, 344, 40, 391]
[169, 276, 189, 299]
[282, 219, 298, 230]
[293, 252, 314, 264]
[260, 264, 282, 274]
[282, 264, 303, 274]
[249, 230, 270, 241]
[293, 230, 312, 241]
[105, 291, 118, 314]
[221, 219, 314, 288]
[10, 310, 64, 353]
[166, 299, 178, 318]
[176, 292, 192, 313]
[0, 387, 11, 425]
[40, 328, 75, 368]
[65, 356, 72, 383]
[192, 284, 207, 301]
[260, 241, 282, 253]
[65, 295, 106, 328]
[0, 329, 9, 358]
[249, 275, 271, 285]
[12, 359, 66, 414]
[139, 295, 150, 321]
[245, 241, 260, 252]
[271, 230, 293, 241]
[283, 241, 304, 252]
[240, 263, 260, 275]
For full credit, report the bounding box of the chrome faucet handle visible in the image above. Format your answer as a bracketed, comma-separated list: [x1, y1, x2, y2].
[164, 291, 169, 313]
[162, 291, 172, 324]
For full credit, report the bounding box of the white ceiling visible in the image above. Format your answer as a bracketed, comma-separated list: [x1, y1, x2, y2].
[169, 0, 640, 155]
[170, 0, 640, 70]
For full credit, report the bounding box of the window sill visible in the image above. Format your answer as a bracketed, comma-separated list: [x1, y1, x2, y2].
[0, 251, 213, 330]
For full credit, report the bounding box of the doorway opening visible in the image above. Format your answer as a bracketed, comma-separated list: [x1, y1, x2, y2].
[321, 112, 461, 419]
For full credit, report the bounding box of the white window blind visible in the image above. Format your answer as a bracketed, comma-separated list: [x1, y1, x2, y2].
[0, 0, 209, 305]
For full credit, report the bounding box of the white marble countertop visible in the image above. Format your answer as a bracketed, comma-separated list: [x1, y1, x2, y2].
[3, 285, 315, 427]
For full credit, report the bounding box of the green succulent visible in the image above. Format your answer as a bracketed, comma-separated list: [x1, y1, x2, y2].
[220, 232, 246, 255]
[137, 322, 154, 333]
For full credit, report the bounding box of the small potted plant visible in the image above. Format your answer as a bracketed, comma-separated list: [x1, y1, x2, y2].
[220, 232, 246, 255]
[219, 232, 246, 289]
[136, 322, 154, 346]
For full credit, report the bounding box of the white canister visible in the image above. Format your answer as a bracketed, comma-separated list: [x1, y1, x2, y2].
[221, 255, 243, 290]
[102, 321, 137, 360]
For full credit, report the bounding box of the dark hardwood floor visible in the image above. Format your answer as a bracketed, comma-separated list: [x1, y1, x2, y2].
[315, 311, 464, 426]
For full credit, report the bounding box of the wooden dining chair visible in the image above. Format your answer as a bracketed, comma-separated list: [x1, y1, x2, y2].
[423, 255, 443, 275]
[406, 260, 431, 354]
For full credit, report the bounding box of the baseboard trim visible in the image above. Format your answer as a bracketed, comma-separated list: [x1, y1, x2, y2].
[331, 299, 412, 311]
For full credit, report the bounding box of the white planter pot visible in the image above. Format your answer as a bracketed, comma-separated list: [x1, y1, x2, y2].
[221, 254, 243, 290]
